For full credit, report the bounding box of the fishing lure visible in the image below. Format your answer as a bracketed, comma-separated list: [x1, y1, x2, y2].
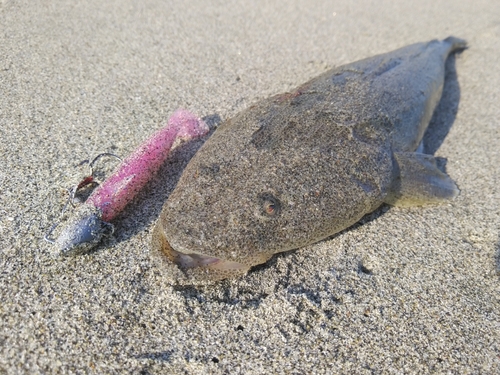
[45, 109, 210, 256]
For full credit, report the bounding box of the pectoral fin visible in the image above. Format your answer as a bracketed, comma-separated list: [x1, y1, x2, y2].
[384, 152, 459, 207]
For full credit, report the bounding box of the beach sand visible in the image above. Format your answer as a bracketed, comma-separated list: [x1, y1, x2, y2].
[1, 0, 499, 373]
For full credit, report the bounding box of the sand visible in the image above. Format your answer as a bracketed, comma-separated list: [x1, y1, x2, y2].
[1, 0, 499, 373]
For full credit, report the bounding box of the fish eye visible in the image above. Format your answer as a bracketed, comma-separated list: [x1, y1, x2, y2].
[259, 193, 281, 217]
[265, 202, 275, 214]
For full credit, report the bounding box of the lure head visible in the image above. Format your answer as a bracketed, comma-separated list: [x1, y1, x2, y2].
[55, 205, 110, 256]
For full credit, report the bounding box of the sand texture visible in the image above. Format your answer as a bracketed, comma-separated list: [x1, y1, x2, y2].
[1, 0, 499, 373]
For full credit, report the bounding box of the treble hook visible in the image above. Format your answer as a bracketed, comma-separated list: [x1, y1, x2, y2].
[44, 152, 121, 244]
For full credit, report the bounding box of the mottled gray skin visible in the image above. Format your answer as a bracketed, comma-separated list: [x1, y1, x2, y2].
[153, 37, 466, 282]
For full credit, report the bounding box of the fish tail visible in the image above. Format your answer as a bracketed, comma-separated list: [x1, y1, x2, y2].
[444, 36, 467, 52]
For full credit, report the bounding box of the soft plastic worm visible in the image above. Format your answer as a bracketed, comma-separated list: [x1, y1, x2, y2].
[47, 109, 210, 255]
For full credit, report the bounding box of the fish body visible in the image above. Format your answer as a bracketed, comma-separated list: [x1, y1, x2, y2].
[153, 37, 466, 282]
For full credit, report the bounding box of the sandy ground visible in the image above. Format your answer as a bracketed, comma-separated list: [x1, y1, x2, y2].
[1, 0, 499, 373]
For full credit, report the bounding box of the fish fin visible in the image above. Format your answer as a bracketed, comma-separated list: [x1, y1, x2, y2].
[415, 139, 425, 154]
[384, 152, 459, 207]
[444, 36, 467, 52]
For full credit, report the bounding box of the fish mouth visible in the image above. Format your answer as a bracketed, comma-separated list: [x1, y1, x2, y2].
[153, 223, 249, 273]
[164, 241, 249, 271]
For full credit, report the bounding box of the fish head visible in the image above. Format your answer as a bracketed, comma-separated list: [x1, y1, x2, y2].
[153, 150, 293, 281]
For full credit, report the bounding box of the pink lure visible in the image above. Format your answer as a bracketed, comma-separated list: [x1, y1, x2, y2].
[54, 109, 210, 255]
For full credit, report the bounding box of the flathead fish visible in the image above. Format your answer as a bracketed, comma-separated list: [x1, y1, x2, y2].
[153, 37, 466, 282]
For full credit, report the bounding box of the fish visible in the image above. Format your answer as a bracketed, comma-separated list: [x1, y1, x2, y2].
[46, 110, 210, 255]
[152, 37, 467, 282]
